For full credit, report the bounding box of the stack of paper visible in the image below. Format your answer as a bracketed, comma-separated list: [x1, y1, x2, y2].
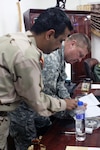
[78, 93, 100, 118]
[66, 146, 100, 150]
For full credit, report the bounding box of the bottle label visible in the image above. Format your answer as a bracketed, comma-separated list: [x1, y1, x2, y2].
[76, 113, 85, 119]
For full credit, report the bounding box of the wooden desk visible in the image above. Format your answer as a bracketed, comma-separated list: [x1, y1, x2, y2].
[41, 83, 100, 150]
[73, 82, 100, 97]
[41, 118, 100, 150]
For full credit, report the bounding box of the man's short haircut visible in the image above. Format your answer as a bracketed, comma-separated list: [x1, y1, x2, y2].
[68, 33, 91, 52]
[31, 7, 73, 38]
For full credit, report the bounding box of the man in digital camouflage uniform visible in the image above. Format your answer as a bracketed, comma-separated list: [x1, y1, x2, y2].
[0, 7, 75, 150]
[9, 33, 91, 150]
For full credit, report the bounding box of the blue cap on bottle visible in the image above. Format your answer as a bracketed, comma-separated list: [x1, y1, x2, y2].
[77, 101, 83, 106]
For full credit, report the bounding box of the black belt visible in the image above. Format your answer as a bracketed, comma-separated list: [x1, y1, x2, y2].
[0, 111, 7, 116]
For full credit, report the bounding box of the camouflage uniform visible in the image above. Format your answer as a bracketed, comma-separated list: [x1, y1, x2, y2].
[42, 48, 70, 99]
[42, 48, 71, 118]
[94, 63, 100, 82]
[9, 102, 51, 150]
[8, 48, 71, 150]
[0, 31, 67, 150]
[0, 102, 20, 150]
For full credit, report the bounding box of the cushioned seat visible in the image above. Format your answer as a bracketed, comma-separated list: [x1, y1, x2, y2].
[84, 58, 99, 82]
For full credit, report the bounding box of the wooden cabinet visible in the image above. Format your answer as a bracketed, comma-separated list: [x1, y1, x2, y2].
[23, 9, 91, 83]
[24, 9, 43, 31]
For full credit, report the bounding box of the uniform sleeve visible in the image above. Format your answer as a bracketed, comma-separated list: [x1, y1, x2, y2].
[56, 61, 70, 99]
[14, 59, 66, 116]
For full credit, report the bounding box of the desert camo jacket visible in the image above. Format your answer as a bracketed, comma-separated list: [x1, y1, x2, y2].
[0, 31, 67, 115]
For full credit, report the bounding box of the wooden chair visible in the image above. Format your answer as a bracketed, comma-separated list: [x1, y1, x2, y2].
[84, 58, 99, 82]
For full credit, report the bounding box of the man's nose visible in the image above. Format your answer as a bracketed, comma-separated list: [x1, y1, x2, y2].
[79, 58, 83, 62]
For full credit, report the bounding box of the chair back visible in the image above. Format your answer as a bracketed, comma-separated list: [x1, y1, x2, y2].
[84, 58, 99, 82]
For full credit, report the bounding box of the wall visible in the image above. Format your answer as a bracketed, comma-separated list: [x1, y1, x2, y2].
[75, 0, 100, 61]
[91, 34, 100, 61]
[0, 0, 19, 35]
[0, 0, 99, 32]
[0, 0, 100, 61]
[0, 0, 58, 35]
[1, 0, 100, 35]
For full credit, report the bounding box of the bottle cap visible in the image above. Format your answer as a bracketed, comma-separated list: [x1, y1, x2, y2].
[77, 101, 83, 106]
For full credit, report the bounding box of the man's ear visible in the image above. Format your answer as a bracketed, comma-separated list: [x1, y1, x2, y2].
[71, 39, 77, 46]
[45, 29, 55, 40]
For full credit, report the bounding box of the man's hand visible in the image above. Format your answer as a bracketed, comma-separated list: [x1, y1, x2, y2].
[64, 98, 78, 110]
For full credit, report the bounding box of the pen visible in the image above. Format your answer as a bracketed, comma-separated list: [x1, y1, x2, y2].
[61, 131, 76, 135]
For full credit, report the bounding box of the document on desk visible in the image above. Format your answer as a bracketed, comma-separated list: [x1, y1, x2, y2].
[78, 93, 100, 118]
[91, 84, 100, 89]
[66, 146, 100, 150]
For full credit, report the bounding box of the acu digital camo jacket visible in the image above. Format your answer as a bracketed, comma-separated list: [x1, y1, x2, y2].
[42, 48, 70, 99]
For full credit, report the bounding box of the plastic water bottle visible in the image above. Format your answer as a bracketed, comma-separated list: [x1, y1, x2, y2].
[75, 101, 86, 141]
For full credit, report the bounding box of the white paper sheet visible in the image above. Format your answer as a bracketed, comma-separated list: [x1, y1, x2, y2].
[78, 93, 100, 118]
[79, 93, 100, 106]
[88, 148, 100, 150]
[91, 84, 100, 89]
[85, 106, 100, 118]
[66, 146, 100, 150]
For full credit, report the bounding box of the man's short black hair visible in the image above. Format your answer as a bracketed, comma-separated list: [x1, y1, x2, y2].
[31, 7, 73, 38]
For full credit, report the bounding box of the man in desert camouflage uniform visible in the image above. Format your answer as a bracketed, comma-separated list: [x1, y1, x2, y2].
[8, 48, 70, 150]
[0, 7, 75, 150]
[9, 33, 91, 150]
